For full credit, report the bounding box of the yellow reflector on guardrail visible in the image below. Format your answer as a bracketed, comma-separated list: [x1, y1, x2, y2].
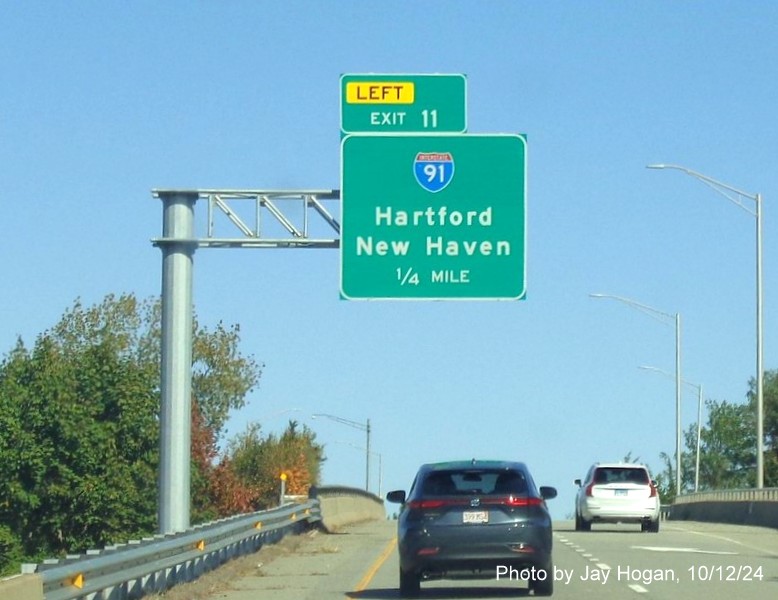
[72, 573, 84, 589]
[195, 540, 205, 551]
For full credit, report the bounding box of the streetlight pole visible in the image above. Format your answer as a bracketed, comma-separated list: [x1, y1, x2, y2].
[590, 293, 683, 495]
[335, 441, 383, 497]
[312, 413, 371, 492]
[647, 164, 764, 488]
[640, 366, 704, 492]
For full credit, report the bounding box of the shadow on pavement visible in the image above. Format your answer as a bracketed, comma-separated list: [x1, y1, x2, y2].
[347, 585, 531, 599]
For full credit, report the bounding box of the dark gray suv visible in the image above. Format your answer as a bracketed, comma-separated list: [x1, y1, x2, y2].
[387, 459, 557, 597]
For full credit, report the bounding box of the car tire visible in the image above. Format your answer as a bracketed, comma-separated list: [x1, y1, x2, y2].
[399, 567, 420, 598]
[649, 518, 660, 533]
[580, 516, 591, 532]
[530, 562, 554, 596]
[574, 512, 581, 531]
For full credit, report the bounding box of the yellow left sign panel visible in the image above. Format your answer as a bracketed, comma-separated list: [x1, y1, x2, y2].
[345, 82, 414, 104]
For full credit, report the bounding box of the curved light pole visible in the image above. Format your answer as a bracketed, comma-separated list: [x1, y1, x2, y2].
[335, 441, 383, 497]
[258, 407, 302, 421]
[590, 293, 683, 495]
[640, 366, 704, 492]
[312, 413, 371, 492]
[647, 164, 764, 489]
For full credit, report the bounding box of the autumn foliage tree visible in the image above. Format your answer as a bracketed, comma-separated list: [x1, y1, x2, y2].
[230, 420, 324, 508]
[190, 401, 260, 521]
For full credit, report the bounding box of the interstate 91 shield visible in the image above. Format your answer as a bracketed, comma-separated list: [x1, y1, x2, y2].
[413, 152, 455, 193]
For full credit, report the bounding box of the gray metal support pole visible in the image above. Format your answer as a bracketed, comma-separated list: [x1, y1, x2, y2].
[675, 313, 682, 495]
[365, 418, 371, 492]
[695, 384, 703, 492]
[158, 192, 197, 534]
[755, 193, 764, 489]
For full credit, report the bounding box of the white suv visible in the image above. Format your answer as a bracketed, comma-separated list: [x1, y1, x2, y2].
[574, 463, 660, 532]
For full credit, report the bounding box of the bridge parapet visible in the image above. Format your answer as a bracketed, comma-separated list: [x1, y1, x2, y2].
[671, 487, 778, 528]
[309, 485, 385, 532]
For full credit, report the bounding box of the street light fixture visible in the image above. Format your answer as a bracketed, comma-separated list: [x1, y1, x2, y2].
[590, 293, 683, 495]
[639, 365, 704, 492]
[311, 413, 371, 492]
[646, 163, 764, 489]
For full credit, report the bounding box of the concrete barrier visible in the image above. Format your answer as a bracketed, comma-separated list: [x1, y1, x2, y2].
[0, 574, 43, 600]
[670, 488, 778, 528]
[309, 485, 385, 532]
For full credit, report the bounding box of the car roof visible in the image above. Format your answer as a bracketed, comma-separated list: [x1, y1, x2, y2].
[418, 459, 529, 472]
[592, 462, 650, 469]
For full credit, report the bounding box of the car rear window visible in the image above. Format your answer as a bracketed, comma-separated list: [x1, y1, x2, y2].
[593, 467, 649, 484]
[421, 469, 528, 496]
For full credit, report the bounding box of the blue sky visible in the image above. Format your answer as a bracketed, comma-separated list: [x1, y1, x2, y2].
[2, 2, 776, 519]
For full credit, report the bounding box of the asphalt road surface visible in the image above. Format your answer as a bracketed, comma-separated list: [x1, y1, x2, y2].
[197, 519, 778, 600]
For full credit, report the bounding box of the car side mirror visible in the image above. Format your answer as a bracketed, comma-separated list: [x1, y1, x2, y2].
[539, 486, 557, 500]
[386, 490, 406, 504]
[574, 478, 582, 487]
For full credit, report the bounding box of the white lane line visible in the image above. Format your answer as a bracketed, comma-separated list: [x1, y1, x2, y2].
[666, 525, 778, 558]
[582, 553, 593, 558]
[596, 563, 611, 570]
[632, 545, 737, 555]
[628, 584, 649, 593]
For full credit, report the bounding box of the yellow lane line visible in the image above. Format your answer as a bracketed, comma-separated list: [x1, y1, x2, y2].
[351, 536, 398, 595]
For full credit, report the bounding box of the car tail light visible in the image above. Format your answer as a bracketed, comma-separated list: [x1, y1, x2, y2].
[417, 547, 440, 556]
[505, 496, 544, 507]
[482, 496, 544, 507]
[649, 483, 658, 498]
[407, 499, 446, 510]
[407, 498, 468, 510]
[585, 483, 595, 497]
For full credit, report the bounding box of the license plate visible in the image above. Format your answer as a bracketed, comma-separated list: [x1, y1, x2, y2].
[615, 489, 628, 496]
[463, 510, 489, 524]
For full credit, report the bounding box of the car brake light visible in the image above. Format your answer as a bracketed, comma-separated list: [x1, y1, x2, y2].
[649, 483, 658, 498]
[407, 499, 446, 509]
[482, 496, 544, 507]
[585, 483, 595, 497]
[506, 496, 544, 507]
[407, 498, 468, 509]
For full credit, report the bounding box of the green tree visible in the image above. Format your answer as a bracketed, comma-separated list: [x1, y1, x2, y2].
[681, 398, 756, 491]
[655, 451, 675, 505]
[747, 369, 778, 487]
[0, 293, 261, 567]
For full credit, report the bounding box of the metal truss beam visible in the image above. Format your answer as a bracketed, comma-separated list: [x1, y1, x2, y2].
[151, 189, 341, 249]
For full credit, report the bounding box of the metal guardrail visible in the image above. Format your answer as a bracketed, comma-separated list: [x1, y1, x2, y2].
[674, 487, 778, 503]
[21, 500, 320, 600]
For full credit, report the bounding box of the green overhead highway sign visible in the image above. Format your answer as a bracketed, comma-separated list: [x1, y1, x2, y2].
[340, 133, 527, 300]
[340, 73, 467, 133]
